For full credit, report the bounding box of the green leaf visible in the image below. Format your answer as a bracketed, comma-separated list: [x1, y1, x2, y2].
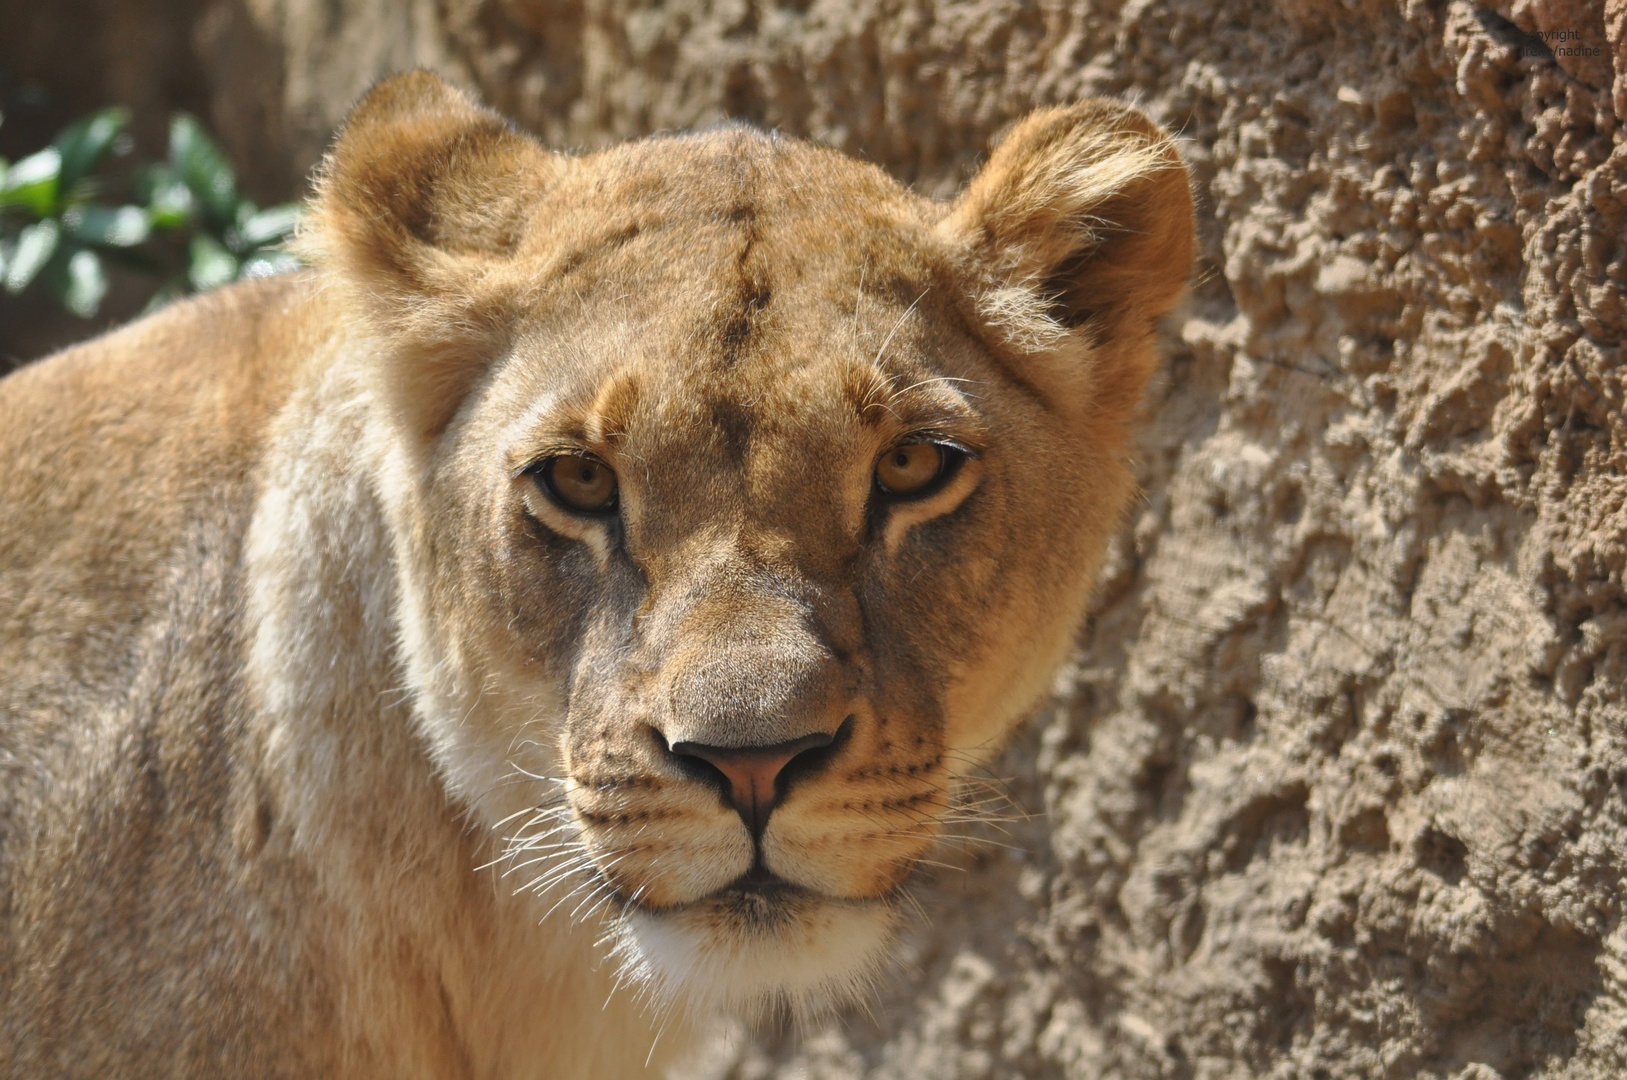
[141, 278, 189, 316]
[238, 250, 302, 279]
[169, 114, 239, 226]
[64, 204, 152, 248]
[134, 164, 195, 229]
[54, 107, 131, 190]
[236, 204, 302, 250]
[4, 218, 60, 293]
[187, 232, 238, 291]
[59, 247, 109, 317]
[0, 147, 62, 217]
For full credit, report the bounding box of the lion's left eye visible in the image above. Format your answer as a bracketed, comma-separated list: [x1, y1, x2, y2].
[875, 443, 960, 498]
[536, 455, 619, 514]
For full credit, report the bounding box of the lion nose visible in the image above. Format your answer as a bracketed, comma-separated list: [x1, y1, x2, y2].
[667, 727, 844, 834]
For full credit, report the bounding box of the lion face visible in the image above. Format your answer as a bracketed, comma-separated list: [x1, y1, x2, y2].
[460, 257, 1050, 1013]
[307, 74, 1192, 1018]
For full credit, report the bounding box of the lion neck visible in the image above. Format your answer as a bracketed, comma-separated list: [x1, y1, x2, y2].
[241, 332, 687, 1077]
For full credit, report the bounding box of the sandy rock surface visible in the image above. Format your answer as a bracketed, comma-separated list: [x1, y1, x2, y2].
[4, 0, 1626, 1076]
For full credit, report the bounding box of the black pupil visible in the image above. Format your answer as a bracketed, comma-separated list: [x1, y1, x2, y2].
[577, 464, 597, 483]
[895, 451, 911, 468]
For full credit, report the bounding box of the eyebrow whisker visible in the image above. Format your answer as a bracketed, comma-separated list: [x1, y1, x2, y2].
[871, 287, 930, 370]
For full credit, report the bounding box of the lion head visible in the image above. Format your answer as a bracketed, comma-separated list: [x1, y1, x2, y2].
[303, 72, 1192, 1021]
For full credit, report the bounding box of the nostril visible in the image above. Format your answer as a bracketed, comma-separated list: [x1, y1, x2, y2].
[776, 714, 852, 792]
[651, 725, 727, 788]
[662, 720, 851, 833]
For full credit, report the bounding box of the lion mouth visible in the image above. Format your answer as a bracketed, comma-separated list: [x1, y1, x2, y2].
[625, 864, 813, 924]
[727, 864, 799, 896]
[708, 866, 808, 926]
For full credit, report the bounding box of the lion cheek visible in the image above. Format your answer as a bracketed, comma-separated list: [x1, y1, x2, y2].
[761, 816, 931, 898]
[588, 822, 755, 909]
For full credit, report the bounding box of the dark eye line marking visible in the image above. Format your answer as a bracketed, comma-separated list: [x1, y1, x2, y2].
[892, 434, 981, 459]
[510, 444, 612, 480]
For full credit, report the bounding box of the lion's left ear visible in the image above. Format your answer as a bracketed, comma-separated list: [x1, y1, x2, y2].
[302, 71, 562, 439]
[939, 102, 1194, 406]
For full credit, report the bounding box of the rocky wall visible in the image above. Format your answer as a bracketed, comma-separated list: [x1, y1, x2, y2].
[4, 0, 1626, 1076]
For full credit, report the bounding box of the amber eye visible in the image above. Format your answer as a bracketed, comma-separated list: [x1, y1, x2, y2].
[875, 443, 949, 497]
[537, 455, 618, 514]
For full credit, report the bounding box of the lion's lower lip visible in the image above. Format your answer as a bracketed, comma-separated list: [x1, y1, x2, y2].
[711, 871, 810, 928]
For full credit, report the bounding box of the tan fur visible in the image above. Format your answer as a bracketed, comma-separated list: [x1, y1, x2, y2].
[0, 72, 1193, 1076]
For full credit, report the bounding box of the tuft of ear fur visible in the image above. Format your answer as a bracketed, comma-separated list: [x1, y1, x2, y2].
[941, 102, 1194, 393]
[300, 71, 563, 441]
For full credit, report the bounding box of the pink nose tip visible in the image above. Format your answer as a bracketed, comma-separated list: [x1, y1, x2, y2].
[669, 730, 837, 831]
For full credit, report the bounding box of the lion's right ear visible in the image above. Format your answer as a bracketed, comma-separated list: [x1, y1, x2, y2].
[939, 103, 1194, 418]
[301, 71, 562, 439]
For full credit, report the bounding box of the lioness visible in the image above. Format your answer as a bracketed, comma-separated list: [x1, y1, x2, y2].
[0, 72, 1192, 1076]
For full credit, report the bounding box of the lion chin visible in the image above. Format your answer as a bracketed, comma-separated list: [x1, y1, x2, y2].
[611, 882, 897, 1022]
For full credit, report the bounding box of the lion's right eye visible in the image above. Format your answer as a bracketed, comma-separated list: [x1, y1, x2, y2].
[875, 441, 970, 500]
[536, 455, 619, 515]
